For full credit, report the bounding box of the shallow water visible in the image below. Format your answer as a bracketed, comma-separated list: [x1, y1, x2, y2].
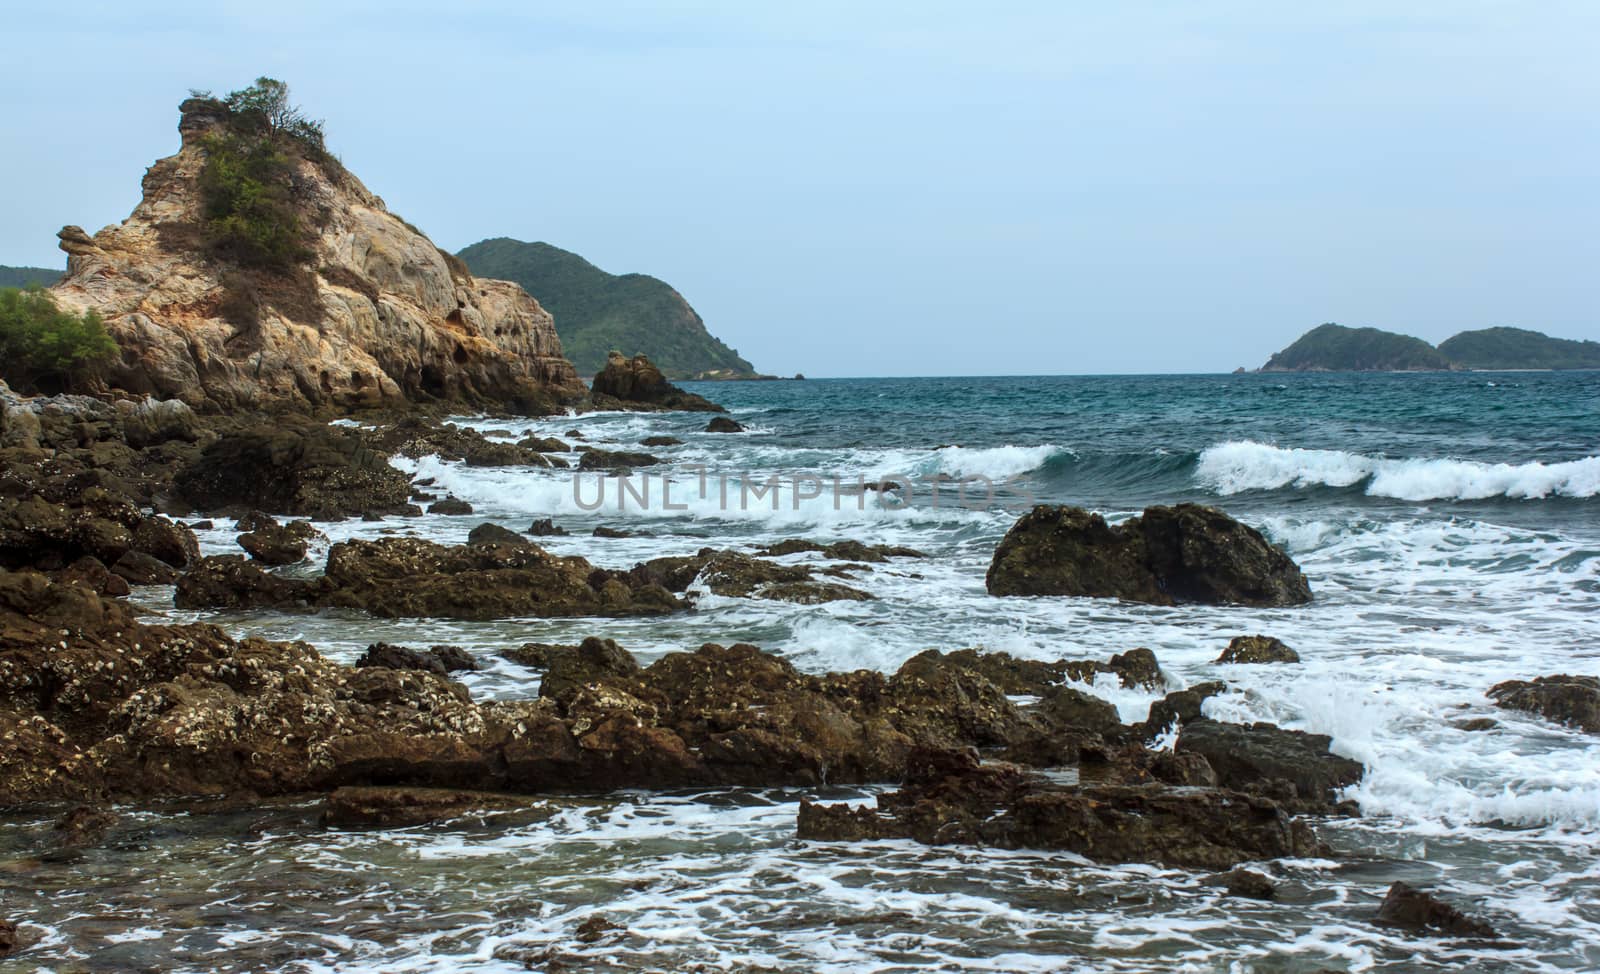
[5, 371, 1599, 971]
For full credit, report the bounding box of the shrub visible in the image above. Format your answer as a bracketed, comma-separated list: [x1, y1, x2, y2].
[196, 78, 327, 273]
[0, 287, 118, 394]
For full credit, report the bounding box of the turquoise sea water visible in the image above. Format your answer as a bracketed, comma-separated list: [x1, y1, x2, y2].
[3, 371, 1598, 972]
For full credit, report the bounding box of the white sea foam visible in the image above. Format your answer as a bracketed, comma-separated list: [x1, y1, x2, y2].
[1196, 440, 1600, 500]
[929, 444, 1068, 480]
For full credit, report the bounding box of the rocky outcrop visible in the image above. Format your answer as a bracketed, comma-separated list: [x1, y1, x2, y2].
[370, 417, 564, 468]
[1216, 635, 1300, 664]
[1176, 719, 1362, 812]
[797, 746, 1323, 869]
[589, 353, 724, 412]
[47, 95, 583, 413]
[985, 504, 1312, 607]
[355, 642, 479, 675]
[1487, 675, 1600, 733]
[238, 517, 321, 564]
[1375, 882, 1499, 939]
[705, 416, 744, 433]
[173, 422, 414, 518]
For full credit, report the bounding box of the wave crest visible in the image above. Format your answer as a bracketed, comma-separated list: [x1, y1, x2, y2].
[1196, 440, 1600, 501]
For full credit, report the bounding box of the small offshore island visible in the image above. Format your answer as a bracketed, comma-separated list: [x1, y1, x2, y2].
[1258, 322, 1600, 372]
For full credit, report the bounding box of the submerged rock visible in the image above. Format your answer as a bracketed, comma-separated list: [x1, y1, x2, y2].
[759, 539, 927, 563]
[590, 352, 724, 413]
[1217, 635, 1300, 664]
[705, 416, 745, 433]
[1487, 674, 1600, 733]
[985, 504, 1312, 607]
[323, 786, 531, 828]
[174, 554, 314, 609]
[797, 747, 1321, 869]
[528, 518, 568, 537]
[1375, 882, 1499, 939]
[577, 448, 661, 471]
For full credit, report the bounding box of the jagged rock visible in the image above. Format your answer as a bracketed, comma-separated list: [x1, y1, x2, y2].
[175, 423, 413, 518]
[466, 522, 527, 547]
[590, 352, 724, 412]
[759, 538, 927, 563]
[1218, 635, 1300, 664]
[499, 642, 576, 669]
[110, 550, 180, 585]
[234, 511, 276, 533]
[428, 498, 473, 516]
[53, 805, 120, 850]
[797, 747, 1321, 869]
[592, 526, 637, 539]
[174, 554, 315, 609]
[536, 637, 642, 699]
[0, 484, 198, 573]
[238, 519, 321, 565]
[577, 448, 661, 471]
[1375, 882, 1499, 939]
[640, 435, 682, 447]
[1214, 868, 1277, 900]
[323, 786, 532, 828]
[316, 537, 683, 620]
[698, 550, 874, 603]
[1487, 675, 1600, 733]
[528, 518, 567, 536]
[518, 435, 571, 453]
[575, 915, 620, 944]
[355, 642, 478, 675]
[115, 397, 200, 448]
[705, 416, 744, 433]
[1177, 720, 1363, 812]
[47, 94, 583, 412]
[1143, 681, 1227, 734]
[0, 918, 16, 957]
[986, 504, 1312, 607]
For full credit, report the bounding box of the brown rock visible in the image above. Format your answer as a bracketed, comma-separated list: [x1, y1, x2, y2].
[1487, 674, 1600, 733]
[47, 93, 583, 413]
[590, 352, 725, 413]
[1217, 635, 1300, 664]
[238, 519, 321, 565]
[986, 504, 1312, 607]
[1375, 882, 1499, 939]
[323, 786, 530, 828]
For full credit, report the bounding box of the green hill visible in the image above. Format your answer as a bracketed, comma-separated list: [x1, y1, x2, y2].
[0, 265, 63, 288]
[457, 238, 756, 379]
[1260, 323, 1455, 372]
[1437, 327, 1600, 370]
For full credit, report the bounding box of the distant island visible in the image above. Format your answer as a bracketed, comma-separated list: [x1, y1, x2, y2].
[1260, 323, 1600, 372]
[0, 265, 63, 288]
[458, 238, 763, 380]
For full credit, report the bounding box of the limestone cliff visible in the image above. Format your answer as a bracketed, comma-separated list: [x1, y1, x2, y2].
[48, 97, 583, 412]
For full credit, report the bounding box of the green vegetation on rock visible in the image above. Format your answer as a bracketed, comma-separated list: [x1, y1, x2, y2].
[0, 286, 118, 394]
[1261, 324, 1454, 372]
[457, 238, 756, 379]
[1437, 327, 1600, 370]
[0, 266, 62, 289]
[1262, 322, 1600, 372]
[192, 78, 327, 272]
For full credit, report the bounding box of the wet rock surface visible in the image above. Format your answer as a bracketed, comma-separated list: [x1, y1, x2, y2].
[238, 518, 322, 565]
[1487, 674, 1600, 733]
[704, 416, 745, 433]
[174, 423, 413, 519]
[590, 353, 725, 413]
[1217, 634, 1301, 664]
[322, 786, 532, 828]
[797, 746, 1323, 869]
[1176, 719, 1363, 812]
[986, 504, 1312, 607]
[1375, 882, 1499, 939]
[355, 642, 480, 675]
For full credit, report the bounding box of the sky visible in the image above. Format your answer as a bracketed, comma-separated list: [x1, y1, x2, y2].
[2, 1, 1596, 376]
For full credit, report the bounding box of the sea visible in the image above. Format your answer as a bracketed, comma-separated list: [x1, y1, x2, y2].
[3, 371, 1598, 972]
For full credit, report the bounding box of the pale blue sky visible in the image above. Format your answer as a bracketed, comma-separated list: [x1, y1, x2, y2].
[3, 2, 1596, 375]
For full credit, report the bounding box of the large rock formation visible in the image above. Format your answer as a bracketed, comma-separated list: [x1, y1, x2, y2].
[797, 746, 1323, 869]
[1488, 675, 1600, 733]
[589, 352, 724, 412]
[46, 94, 583, 413]
[986, 504, 1312, 607]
